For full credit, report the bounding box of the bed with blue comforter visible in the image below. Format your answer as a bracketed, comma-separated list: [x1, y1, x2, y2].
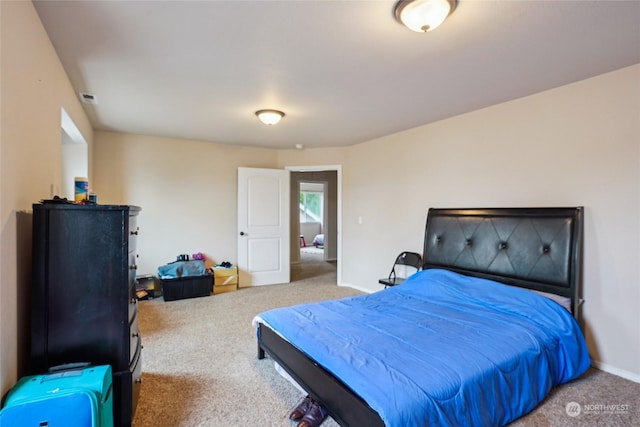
[257, 268, 589, 426]
[256, 207, 588, 426]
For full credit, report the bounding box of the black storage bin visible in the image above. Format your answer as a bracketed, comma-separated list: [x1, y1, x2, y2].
[161, 274, 212, 301]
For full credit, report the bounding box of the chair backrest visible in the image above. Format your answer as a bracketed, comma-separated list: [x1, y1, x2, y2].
[389, 251, 422, 280]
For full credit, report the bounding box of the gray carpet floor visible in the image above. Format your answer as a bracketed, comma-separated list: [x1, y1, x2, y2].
[132, 252, 639, 426]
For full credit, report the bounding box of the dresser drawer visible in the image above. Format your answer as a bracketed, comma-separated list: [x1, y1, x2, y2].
[129, 251, 139, 287]
[128, 293, 138, 325]
[128, 215, 139, 253]
[130, 314, 141, 364]
[130, 342, 142, 420]
[112, 346, 142, 427]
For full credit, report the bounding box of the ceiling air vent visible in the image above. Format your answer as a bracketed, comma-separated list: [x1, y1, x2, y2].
[79, 92, 97, 104]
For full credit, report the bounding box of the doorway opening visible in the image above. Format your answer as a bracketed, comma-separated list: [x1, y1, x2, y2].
[287, 166, 341, 284]
[299, 180, 325, 259]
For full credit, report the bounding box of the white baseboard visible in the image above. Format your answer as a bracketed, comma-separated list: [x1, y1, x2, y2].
[591, 360, 640, 383]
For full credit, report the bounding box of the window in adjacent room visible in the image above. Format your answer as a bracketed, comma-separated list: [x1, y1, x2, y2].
[299, 185, 323, 224]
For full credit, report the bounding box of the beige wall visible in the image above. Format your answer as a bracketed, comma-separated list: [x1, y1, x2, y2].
[0, 1, 93, 395]
[92, 131, 278, 275]
[278, 64, 640, 380]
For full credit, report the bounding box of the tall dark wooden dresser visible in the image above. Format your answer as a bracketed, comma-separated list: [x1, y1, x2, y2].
[30, 203, 142, 427]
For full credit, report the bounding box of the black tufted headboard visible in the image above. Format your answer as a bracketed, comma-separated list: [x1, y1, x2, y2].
[423, 207, 583, 320]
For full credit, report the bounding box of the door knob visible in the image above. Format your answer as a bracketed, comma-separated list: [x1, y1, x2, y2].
[240, 231, 246, 236]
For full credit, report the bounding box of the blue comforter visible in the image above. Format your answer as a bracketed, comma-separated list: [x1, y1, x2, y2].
[257, 269, 590, 426]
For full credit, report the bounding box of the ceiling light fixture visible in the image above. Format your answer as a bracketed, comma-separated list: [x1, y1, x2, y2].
[394, 0, 456, 33]
[255, 109, 285, 126]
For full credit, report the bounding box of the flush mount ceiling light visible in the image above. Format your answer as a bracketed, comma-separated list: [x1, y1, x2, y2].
[255, 109, 285, 126]
[394, 0, 457, 33]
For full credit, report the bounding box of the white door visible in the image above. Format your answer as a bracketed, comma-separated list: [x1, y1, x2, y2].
[237, 167, 290, 286]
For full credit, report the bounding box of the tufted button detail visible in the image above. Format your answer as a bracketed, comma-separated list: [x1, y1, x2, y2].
[543, 245, 550, 253]
[499, 242, 508, 250]
[435, 236, 442, 243]
[465, 239, 472, 247]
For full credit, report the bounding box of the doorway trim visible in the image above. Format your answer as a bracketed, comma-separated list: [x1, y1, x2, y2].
[61, 108, 88, 200]
[286, 165, 342, 285]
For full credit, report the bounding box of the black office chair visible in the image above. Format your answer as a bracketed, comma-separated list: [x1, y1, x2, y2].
[378, 251, 422, 288]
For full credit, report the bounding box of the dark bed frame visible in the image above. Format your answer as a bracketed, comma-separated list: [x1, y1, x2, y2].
[257, 207, 584, 427]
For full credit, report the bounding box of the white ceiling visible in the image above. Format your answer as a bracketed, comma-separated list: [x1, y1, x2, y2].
[34, 1, 640, 150]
